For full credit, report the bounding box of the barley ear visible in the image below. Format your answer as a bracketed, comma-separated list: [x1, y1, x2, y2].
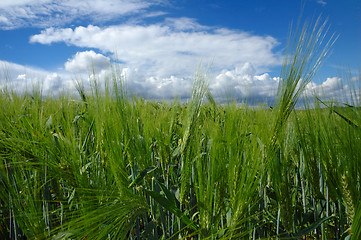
[341, 172, 355, 224]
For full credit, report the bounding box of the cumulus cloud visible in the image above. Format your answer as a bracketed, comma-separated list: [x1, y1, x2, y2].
[0, 0, 352, 104]
[65, 50, 110, 73]
[210, 62, 280, 102]
[27, 19, 284, 101]
[122, 68, 193, 99]
[92, 62, 281, 101]
[1, 59, 356, 105]
[0, 60, 73, 95]
[103, 63, 279, 101]
[0, 59, 193, 99]
[302, 76, 361, 105]
[0, 0, 161, 29]
[305, 77, 347, 98]
[30, 21, 282, 79]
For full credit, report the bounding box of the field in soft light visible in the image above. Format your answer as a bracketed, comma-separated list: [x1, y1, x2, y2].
[1, 74, 360, 239]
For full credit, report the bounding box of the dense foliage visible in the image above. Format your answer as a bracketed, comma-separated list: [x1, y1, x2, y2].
[1, 76, 360, 239]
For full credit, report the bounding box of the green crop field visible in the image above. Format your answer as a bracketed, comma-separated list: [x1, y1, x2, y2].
[1, 19, 360, 239]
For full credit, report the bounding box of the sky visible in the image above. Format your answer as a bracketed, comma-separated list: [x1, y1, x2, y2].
[0, 0, 360, 102]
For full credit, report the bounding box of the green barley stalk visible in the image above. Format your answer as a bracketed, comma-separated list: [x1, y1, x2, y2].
[270, 16, 336, 235]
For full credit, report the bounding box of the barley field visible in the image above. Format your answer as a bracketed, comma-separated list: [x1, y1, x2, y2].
[0, 19, 360, 240]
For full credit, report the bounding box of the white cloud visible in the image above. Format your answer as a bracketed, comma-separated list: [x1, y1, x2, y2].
[0, 16, 10, 24]
[210, 62, 280, 102]
[143, 11, 168, 18]
[350, 76, 360, 82]
[165, 17, 208, 31]
[27, 19, 284, 101]
[0, 0, 162, 29]
[122, 68, 194, 99]
[16, 74, 27, 80]
[0, 0, 46, 8]
[107, 63, 279, 101]
[1, 59, 356, 105]
[0, 59, 193, 99]
[0, 60, 74, 95]
[317, 0, 327, 6]
[30, 21, 282, 79]
[321, 77, 342, 91]
[65, 50, 110, 73]
[304, 77, 348, 99]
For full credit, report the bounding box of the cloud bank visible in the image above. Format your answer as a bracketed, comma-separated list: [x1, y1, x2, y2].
[1, 1, 352, 103]
[0, 0, 162, 29]
[30, 19, 282, 79]
[0, 0, 285, 101]
[0, 60, 74, 95]
[1, 59, 354, 105]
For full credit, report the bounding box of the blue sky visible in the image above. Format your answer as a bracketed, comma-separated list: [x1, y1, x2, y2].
[0, 0, 359, 101]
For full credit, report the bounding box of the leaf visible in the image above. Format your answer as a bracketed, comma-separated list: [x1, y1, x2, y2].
[351, 202, 361, 240]
[72, 115, 83, 125]
[172, 145, 181, 158]
[128, 166, 157, 188]
[68, 188, 76, 204]
[155, 179, 179, 208]
[292, 215, 334, 238]
[144, 188, 198, 231]
[45, 115, 52, 129]
[81, 120, 94, 152]
[316, 97, 359, 129]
